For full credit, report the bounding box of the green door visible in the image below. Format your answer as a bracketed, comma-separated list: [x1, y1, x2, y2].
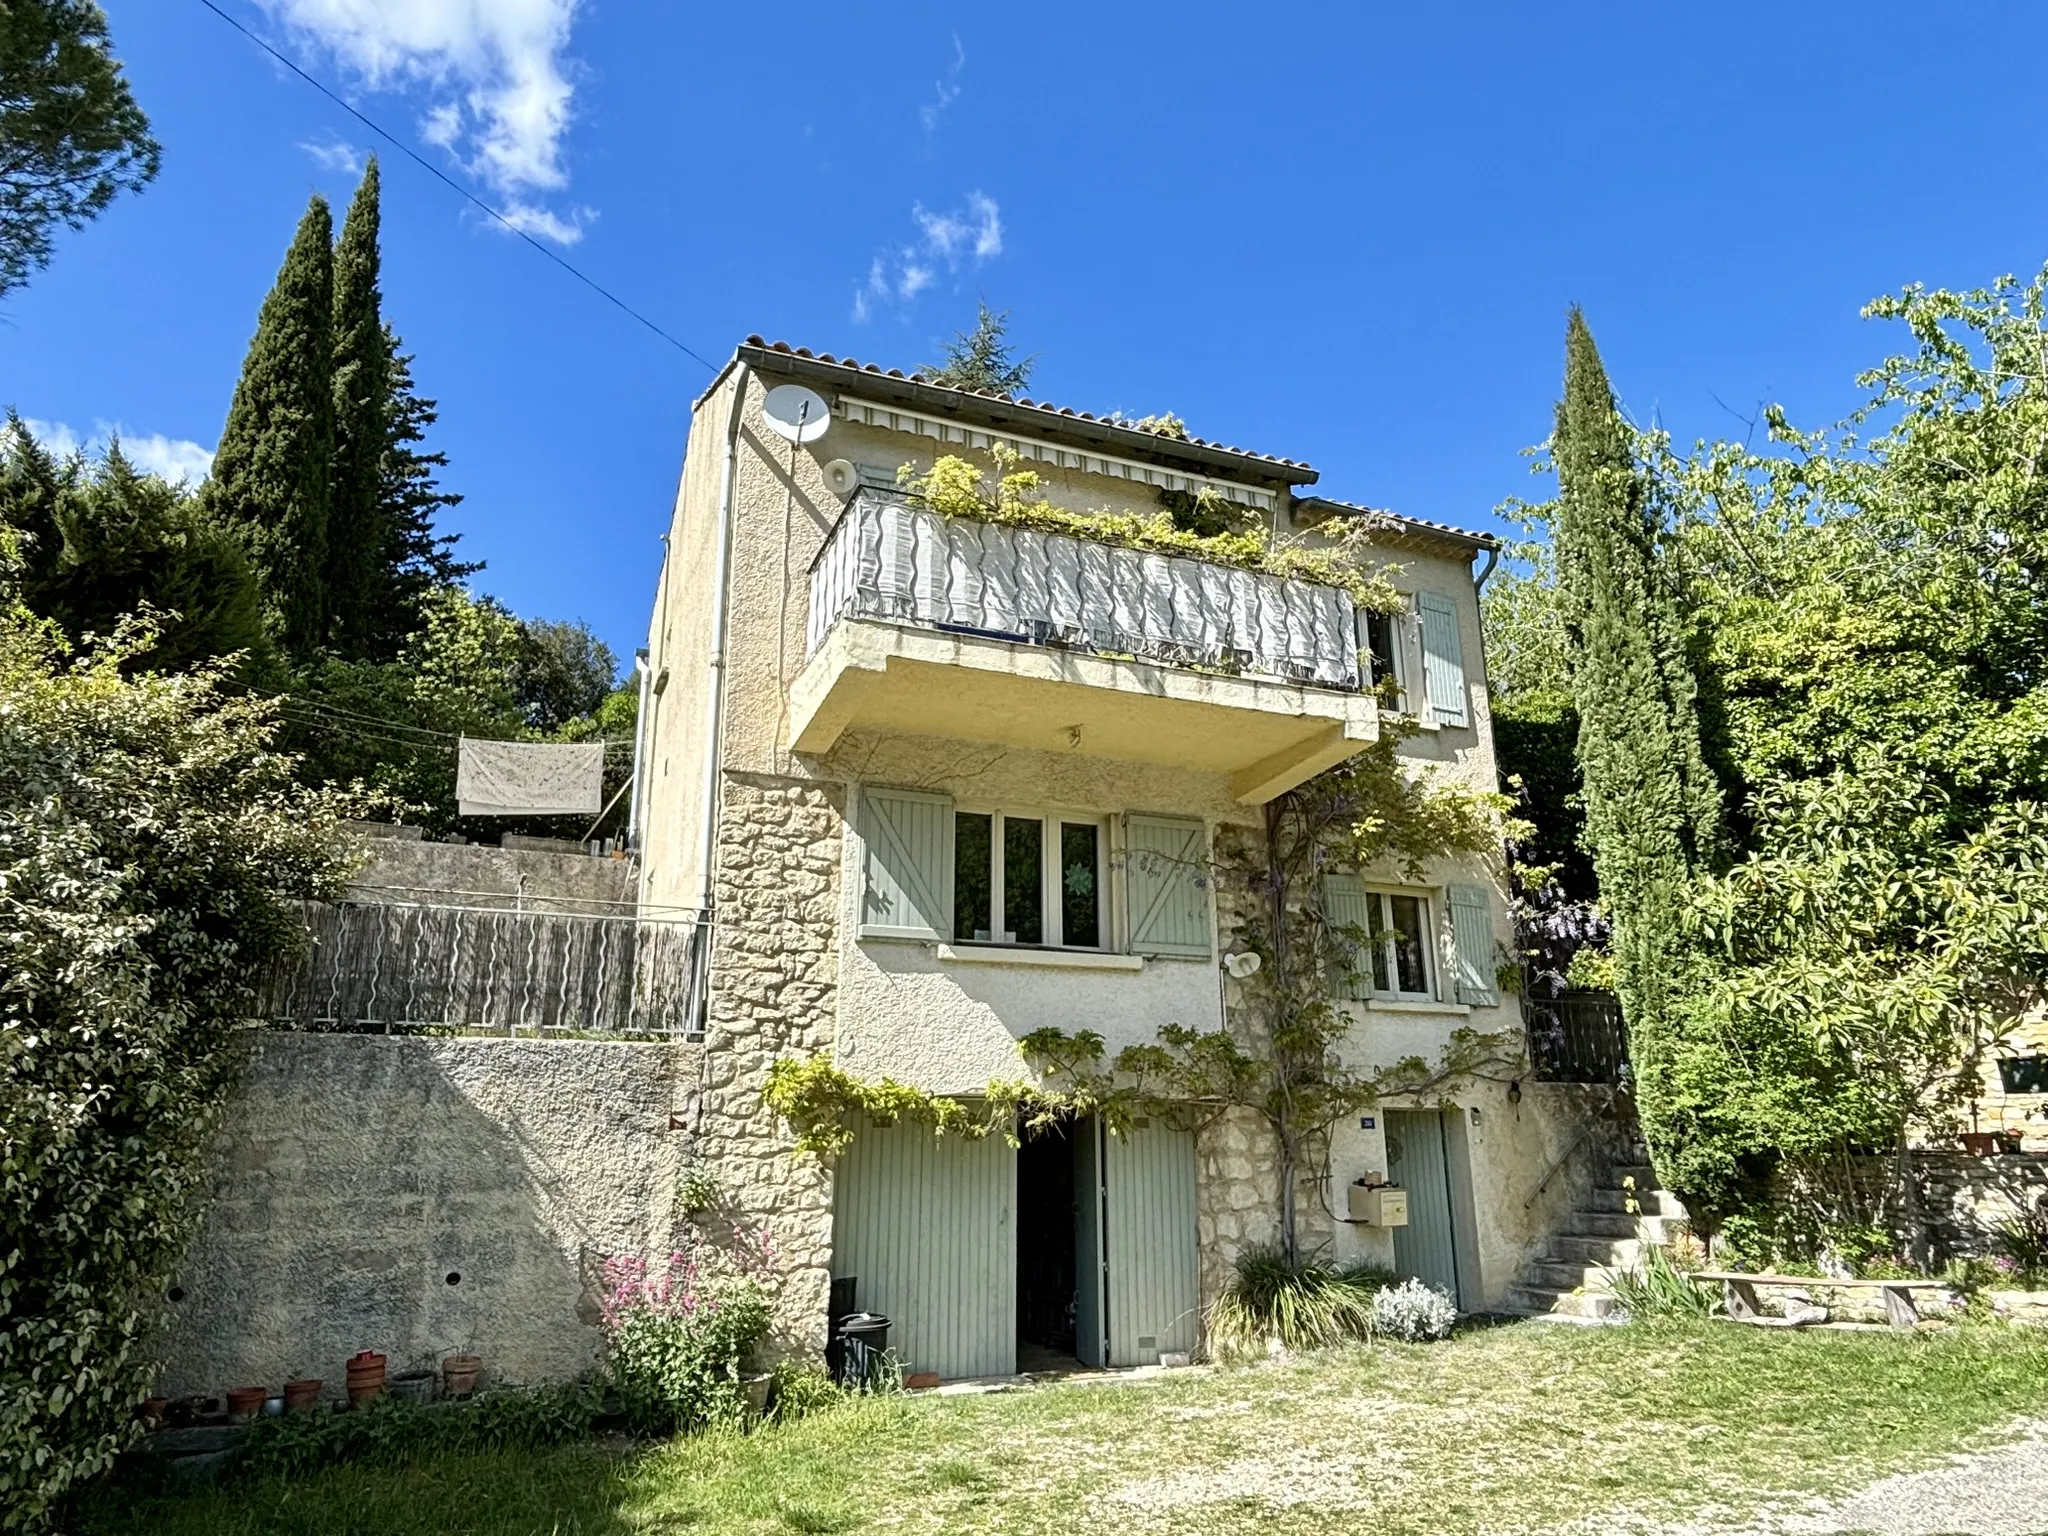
[1386, 1109, 1462, 1308]
[832, 1115, 1016, 1380]
[1102, 1119, 1200, 1366]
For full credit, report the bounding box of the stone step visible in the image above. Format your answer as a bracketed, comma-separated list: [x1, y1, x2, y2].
[1608, 1164, 1660, 1187]
[1546, 1234, 1644, 1267]
[1587, 1186, 1686, 1217]
[1529, 1260, 1617, 1292]
[1506, 1285, 1620, 1320]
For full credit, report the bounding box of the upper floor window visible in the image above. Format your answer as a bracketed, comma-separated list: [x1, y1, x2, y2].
[1323, 873, 1499, 1006]
[954, 809, 1104, 949]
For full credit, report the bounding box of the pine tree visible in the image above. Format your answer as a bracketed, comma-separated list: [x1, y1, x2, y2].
[326, 157, 388, 657]
[1551, 308, 1724, 1179]
[207, 194, 335, 656]
[924, 303, 1034, 396]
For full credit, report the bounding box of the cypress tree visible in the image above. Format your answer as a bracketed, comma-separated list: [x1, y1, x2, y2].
[365, 332, 474, 650]
[207, 194, 335, 656]
[1551, 308, 1724, 1180]
[326, 156, 388, 657]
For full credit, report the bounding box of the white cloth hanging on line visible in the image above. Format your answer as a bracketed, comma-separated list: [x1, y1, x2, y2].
[456, 737, 605, 817]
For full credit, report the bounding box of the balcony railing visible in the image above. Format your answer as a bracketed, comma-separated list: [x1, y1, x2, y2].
[808, 489, 1363, 691]
[263, 899, 709, 1039]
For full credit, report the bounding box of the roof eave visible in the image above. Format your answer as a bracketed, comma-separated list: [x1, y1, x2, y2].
[1294, 496, 1498, 554]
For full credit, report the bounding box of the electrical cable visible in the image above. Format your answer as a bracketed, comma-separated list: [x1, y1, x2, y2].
[191, 0, 719, 372]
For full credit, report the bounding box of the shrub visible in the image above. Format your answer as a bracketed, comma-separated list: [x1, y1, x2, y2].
[0, 623, 352, 1531]
[765, 1361, 845, 1424]
[1204, 1245, 1391, 1360]
[229, 1385, 601, 1482]
[1605, 1244, 1716, 1321]
[599, 1249, 773, 1435]
[1992, 1198, 2048, 1281]
[1369, 1279, 1457, 1342]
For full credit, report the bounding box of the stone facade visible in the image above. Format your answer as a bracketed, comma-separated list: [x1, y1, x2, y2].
[1778, 1151, 2048, 1262]
[691, 771, 845, 1359]
[1970, 1009, 2048, 1152]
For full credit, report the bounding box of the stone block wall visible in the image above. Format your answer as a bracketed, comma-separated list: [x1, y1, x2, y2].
[690, 771, 845, 1361]
[153, 1034, 689, 1401]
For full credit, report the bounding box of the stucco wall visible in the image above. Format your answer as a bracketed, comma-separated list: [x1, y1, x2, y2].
[154, 1034, 688, 1400]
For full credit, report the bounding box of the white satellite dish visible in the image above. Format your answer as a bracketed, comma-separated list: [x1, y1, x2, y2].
[761, 384, 831, 443]
[1225, 950, 1263, 979]
[822, 459, 860, 499]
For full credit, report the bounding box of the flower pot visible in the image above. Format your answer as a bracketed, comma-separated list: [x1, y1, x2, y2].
[282, 1379, 322, 1413]
[387, 1371, 434, 1404]
[226, 1386, 269, 1421]
[743, 1372, 774, 1417]
[344, 1350, 387, 1408]
[1961, 1132, 2001, 1156]
[441, 1354, 482, 1399]
[139, 1397, 169, 1428]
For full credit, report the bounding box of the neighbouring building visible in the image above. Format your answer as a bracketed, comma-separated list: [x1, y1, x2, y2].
[633, 340, 1608, 1378]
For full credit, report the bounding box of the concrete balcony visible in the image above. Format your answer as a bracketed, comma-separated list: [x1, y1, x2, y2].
[792, 491, 1379, 802]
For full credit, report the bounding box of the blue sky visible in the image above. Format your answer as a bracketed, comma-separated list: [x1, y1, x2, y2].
[7, 2, 2047, 664]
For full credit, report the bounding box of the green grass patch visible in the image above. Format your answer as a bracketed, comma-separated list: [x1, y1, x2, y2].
[77, 1320, 2048, 1535]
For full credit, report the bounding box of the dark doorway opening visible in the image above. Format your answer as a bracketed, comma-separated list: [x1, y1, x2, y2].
[1016, 1120, 1079, 1365]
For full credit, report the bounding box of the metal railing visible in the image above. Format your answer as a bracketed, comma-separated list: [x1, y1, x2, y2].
[808, 489, 1364, 691]
[264, 899, 709, 1039]
[1525, 990, 1630, 1084]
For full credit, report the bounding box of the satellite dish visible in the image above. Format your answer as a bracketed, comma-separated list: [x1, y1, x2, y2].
[822, 459, 860, 499]
[762, 384, 831, 443]
[1225, 950, 1263, 979]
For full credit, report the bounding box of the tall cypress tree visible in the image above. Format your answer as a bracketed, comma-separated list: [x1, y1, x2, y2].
[1551, 308, 1724, 1180]
[371, 331, 474, 645]
[326, 157, 388, 657]
[207, 194, 335, 655]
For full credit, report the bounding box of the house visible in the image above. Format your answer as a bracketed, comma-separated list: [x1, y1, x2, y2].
[633, 340, 1584, 1380]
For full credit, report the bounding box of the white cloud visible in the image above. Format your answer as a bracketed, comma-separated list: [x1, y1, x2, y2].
[22, 419, 215, 484]
[851, 192, 1004, 322]
[258, 0, 588, 243]
[299, 136, 365, 174]
[920, 34, 965, 135]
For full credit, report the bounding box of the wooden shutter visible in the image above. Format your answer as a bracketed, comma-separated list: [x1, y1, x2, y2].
[859, 787, 951, 940]
[1124, 815, 1210, 958]
[1447, 883, 1498, 1006]
[1416, 591, 1469, 727]
[1321, 873, 1374, 1000]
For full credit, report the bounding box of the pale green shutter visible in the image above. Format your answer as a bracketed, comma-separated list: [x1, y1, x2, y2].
[1322, 873, 1374, 1000]
[1447, 883, 1498, 1006]
[859, 786, 951, 940]
[1417, 591, 1469, 727]
[1124, 815, 1210, 958]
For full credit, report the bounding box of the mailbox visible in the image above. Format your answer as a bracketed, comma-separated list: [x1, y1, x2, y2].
[1348, 1183, 1409, 1226]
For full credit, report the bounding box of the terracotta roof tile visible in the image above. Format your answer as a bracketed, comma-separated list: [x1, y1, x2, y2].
[1301, 495, 1498, 550]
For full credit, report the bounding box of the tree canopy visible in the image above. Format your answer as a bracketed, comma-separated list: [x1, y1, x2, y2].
[923, 303, 1034, 397]
[0, 0, 158, 297]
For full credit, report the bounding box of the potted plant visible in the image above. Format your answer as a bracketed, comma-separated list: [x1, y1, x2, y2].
[1961, 1131, 2001, 1157]
[282, 1378, 322, 1413]
[441, 1353, 483, 1398]
[344, 1350, 387, 1407]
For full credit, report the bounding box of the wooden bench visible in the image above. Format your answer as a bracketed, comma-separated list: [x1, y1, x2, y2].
[1691, 1271, 1948, 1332]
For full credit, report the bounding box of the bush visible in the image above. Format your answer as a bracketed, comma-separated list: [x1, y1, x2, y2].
[765, 1361, 845, 1424]
[1992, 1198, 2048, 1282]
[229, 1385, 601, 1482]
[1369, 1279, 1458, 1342]
[599, 1251, 773, 1435]
[1205, 1245, 1394, 1360]
[1605, 1244, 1717, 1321]
[0, 622, 352, 1531]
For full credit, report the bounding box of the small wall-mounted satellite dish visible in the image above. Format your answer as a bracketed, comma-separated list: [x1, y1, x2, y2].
[822, 459, 860, 499]
[1225, 950, 1263, 979]
[762, 384, 831, 443]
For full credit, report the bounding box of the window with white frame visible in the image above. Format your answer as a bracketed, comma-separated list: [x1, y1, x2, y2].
[1362, 888, 1434, 999]
[953, 808, 1106, 949]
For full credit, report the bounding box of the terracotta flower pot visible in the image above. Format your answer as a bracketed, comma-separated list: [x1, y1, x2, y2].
[1961, 1131, 2001, 1156]
[226, 1386, 269, 1420]
[344, 1350, 387, 1408]
[282, 1379, 322, 1413]
[441, 1354, 482, 1399]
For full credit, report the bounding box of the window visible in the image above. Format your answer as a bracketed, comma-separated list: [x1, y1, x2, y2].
[953, 808, 1105, 949]
[1323, 874, 1434, 1002]
[1361, 609, 1404, 699]
[1998, 1056, 2048, 1094]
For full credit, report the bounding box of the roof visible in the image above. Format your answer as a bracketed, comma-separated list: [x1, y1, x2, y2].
[1294, 496, 1499, 553]
[710, 339, 1321, 490]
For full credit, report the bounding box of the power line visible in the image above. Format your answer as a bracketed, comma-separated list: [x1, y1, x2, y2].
[192, 0, 719, 373]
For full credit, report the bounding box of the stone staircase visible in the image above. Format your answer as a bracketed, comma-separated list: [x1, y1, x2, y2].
[1506, 1154, 1690, 1321]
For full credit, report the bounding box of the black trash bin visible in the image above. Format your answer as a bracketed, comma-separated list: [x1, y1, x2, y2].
[831, 1311, 891, 1391]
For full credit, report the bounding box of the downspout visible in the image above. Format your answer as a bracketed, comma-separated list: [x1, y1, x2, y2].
[1474, 545, 1499, 592]
[627, 648, 652, 850]
[695, 364, 752, 915]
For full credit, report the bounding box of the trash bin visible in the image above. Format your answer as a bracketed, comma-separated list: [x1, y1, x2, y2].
[831, 1311, 891, 1391]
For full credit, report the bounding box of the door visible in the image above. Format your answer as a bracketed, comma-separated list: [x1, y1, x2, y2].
[1073, 1119, 1105, 1367]
[1385, 1109, 1463, 1307]
[1103, 1119, 1201, 1366]
[832, 1115, 1017, 1380]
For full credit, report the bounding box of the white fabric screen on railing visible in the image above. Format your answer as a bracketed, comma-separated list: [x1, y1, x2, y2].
[809, 494, 1360, 690]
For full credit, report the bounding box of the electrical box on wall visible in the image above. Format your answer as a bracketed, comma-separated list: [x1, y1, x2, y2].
[1348, 1183, 1409, 1226]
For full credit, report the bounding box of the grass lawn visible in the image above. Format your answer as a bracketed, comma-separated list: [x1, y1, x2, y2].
[79, 1319, 2048, 1536]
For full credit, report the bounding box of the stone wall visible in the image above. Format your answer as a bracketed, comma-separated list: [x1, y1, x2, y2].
[1777, 1152, 2048, 1262]
[346, 833, 638, 914]
[691, 771, 845, 1360]
[154, 1034, 690, 1401]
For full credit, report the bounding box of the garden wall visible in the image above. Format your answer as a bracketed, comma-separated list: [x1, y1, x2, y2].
[1780, 1151, 2048, 1261]
[151, 1034, 695, 1402]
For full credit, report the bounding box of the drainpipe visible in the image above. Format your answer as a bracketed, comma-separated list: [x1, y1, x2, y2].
[1474, 545, 1499, 592]
[626, 647, 651, 850]
[694, 364, 752, 915]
